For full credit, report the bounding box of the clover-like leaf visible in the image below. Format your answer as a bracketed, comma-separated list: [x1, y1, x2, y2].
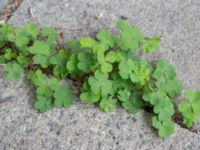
[178, 90, 200, 128]
[29, 41, 51, 56]
[96, 29, 116, 48]
[80, 91, 100, 104]
[119, 59, 151, 85]
[155, 78, 182, 98]
[4, 61, 23, 80]
[143, 91, 166, 105]
[117, 20, 144, 51]
[122, 92, 143, 114]
[25, 23, 39, 39]
[153, 99, 174, 121]
[88, 70, 112, 96]
[152, 116, 174, 137]
[50, 50, 69, 77]
[80, 37, 97, 48]
[77, 52, 95, 73]
[53, 85, 73, 108]
[142, 38, 160, 53]
[99, 96, 117, 112]
[14, 28, 29, 48]
[66, 54, 79, 74]
[34, 95, 53, 112]
[153, 59, 176, 81]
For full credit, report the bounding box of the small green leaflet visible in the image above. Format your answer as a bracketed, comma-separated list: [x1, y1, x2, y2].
[118, 90, 143, 114]
[96, 29, 116, 48]
[14, 28, 29, 48]
[80, 92, 100, 104]
[50, 50, 69, 77]
[4, 62, 23, 80]
[29, 41, 51, 56]
[99, 96, 117, 112]
[80, 37, 97, 48]
[152, 116, 174, 137]
[53, 85, 73, 108]
[119, 58, 151, 85]
[117, 19, 144, 51]
[34, 95, 53, 112]
[77, 52, 95, 73]
[88, 70, 112, 96]
[153, 59, 176, 81]
[25, 23, 39, 39]
[142, 38, 160, 53]
[178, 90, 200, 128]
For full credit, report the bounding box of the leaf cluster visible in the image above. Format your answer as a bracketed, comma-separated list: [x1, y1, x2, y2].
[178, 90, 200, 128]
[0, 20, 198, 138]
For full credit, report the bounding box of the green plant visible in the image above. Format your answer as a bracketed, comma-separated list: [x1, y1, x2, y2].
[0, 20, 199, 137]
[178, 90, 200, 128]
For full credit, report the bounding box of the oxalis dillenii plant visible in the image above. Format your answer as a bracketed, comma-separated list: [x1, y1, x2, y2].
[0, 20, 199, 137]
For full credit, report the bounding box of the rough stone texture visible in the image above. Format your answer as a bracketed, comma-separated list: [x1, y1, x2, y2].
[0, 0, 199, 149]
[0, 0, 9, 11]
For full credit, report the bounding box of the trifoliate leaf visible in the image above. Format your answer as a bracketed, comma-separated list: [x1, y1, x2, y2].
[4, 62, 23, 80]
[67, 40, 83, 53]
[15, 29, 29, 48]
[143, 91, 166, 105]
[34, 95, 53, 112]
[117, 20, 144, 51]
[99, 96, 117, 112]
[153, 59, 176, 81]
[17, 54, 29, 65]
[96, 29, 116, 48]
[36, 86, 53, 98]
[80, 37, 97, 48]
[155, 78, 182, 98]
[142, 38, 160, 53]
[41, 27, 58, 47]
[105, 51, 116, 63]
[25, 23, 39, 39]
[152, 116, 174, 137]
[178, 90, 200, 128]
[88, 70, 112, 96]
[117, 89, 131, 102]
[53, 85, 73, 108]
[30, 70, 48, 86]
[4, 48, 16, 60]
[80, 92, 100, 104]
[48, 77, 60, 91]
[119, 59, 151, 85]
[77, 52, 95, 73]
[29, 41, 51, 56]
[112, 73, 132, 92]
[50, 50, 69, 77]
[66, 54, 79, 73]
[122, 93, 143, 114]
[153, 100, 174, 121]
[33, 54, 49, 68]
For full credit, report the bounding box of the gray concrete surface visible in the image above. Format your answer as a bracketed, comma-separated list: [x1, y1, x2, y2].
[0, 0, 200, 149]
[0, 0, 9, 12]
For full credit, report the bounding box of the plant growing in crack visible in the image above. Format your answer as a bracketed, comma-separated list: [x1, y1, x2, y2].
[0, 20, 199, 137]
